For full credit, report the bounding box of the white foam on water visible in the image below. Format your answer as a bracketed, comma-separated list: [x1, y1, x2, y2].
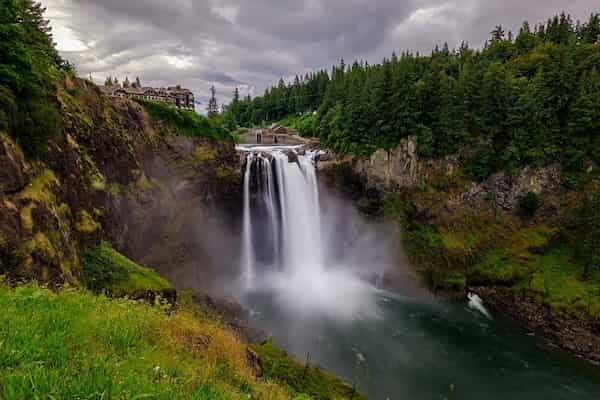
[468, 292, 492, 319]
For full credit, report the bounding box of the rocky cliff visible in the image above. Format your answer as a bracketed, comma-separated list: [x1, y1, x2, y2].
[0, 75, 241, 289]
[319, 136, 568, 219]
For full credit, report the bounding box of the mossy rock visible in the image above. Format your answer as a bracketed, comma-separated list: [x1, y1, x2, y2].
[20, 204, 36, 234]
[18, 169, 59, 205]
[17, 232, 58, 277]
[89, 172, 107, 191]
[194, 145, 217, 162]
[135, 172, 153, 192]
[82, 241, 171, 296]
[215, 165, 234, 178]
[74, 210, 100, 234]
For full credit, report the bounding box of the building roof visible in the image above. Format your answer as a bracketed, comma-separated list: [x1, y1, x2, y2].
[100, 85, 192, 96]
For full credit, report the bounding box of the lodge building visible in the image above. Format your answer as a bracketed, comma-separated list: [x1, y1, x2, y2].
[100, 84, 195, 110]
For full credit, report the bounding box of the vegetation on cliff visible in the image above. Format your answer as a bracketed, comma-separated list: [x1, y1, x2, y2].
[382, 180, 600, 319]
[140, 100, 232, 142]
[0, 0, 72, 157]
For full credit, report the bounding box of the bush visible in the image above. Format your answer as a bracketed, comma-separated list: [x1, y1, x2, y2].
[518, 192, 541, 219]
[463, 141, 497, 182]
[140, 100, 230, 141]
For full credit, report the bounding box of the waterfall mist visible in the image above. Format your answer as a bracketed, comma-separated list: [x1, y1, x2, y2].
[238, 144, 404, 320]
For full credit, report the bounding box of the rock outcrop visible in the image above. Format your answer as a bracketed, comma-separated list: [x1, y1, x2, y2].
[318, 136, 565, 219]
[354, 136, 420, 191]
[462, 164, 563, 212]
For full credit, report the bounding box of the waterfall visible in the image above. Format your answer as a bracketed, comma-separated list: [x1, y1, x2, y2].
[240, 146, 323, 286]
[238, 144, 380, 319]
[241, 153, 255, 289]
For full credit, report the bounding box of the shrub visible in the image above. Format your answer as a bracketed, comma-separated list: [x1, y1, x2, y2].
[140, 100, 230, 141]
[463, 141, 497, 182]
[518, 192, 541, 219]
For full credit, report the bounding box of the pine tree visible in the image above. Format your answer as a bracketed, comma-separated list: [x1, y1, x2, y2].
[515, 21, 536, 54]
[123, 76, 130, 88]
[226, 11, 600, 167]
[135, 76, 141, 87]
[104, 76, 113, 86]
[577, 192, 600, 278]
[569, 68, 600, 163]
[372, 61, 395, 149]
[490, 25, 505, 41]
[207, 85, 219, 116]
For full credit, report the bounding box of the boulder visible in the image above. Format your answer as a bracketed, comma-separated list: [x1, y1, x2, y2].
[284, 149, 298, 163]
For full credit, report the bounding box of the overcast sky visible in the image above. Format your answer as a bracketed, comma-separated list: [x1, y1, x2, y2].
[42, 0, 597, 108]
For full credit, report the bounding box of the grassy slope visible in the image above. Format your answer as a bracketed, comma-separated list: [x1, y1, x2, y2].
[0, 284, 295, 400]
[82, 241, 172, 296]
[252, 341, 365, 400]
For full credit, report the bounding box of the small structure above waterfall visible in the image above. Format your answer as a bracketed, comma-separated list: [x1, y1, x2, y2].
[249, 125, 308, 145]
[270, 124, 288, 135]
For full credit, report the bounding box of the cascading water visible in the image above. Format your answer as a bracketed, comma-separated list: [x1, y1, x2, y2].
[238, 144, 378, 318]
[241, 153, 255, 289]
[240, 146, 324, 287]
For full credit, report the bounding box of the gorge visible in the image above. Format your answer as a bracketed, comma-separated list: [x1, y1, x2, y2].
[3, 2, 600, 398]
[235, 144, 600, 399]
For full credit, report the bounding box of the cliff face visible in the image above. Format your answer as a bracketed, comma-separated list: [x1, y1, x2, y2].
[319, 136, 566, 219]
[0, 75, 241, 288]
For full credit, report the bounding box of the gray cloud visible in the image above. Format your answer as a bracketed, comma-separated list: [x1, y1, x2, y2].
[42, 0, 597, 107]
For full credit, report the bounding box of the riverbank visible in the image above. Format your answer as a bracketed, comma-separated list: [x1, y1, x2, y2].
[473, 286, 600, 365]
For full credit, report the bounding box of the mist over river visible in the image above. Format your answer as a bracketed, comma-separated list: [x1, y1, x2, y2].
[237, 144, 600, 399]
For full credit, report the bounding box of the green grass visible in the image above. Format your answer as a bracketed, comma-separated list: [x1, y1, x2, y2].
[140, 100, 230, 141]
[252, 340, 365, 400]
[520, 247, 600, 317]
[82, 241, 172, 296]
[0, 284, 293, 400]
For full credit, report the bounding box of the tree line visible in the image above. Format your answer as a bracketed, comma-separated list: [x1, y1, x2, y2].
[0, 0, 73, 157]
[227, 12, 600, 181]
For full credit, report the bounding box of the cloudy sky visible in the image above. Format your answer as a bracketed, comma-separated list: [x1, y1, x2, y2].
[42, 0, 596, 108]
